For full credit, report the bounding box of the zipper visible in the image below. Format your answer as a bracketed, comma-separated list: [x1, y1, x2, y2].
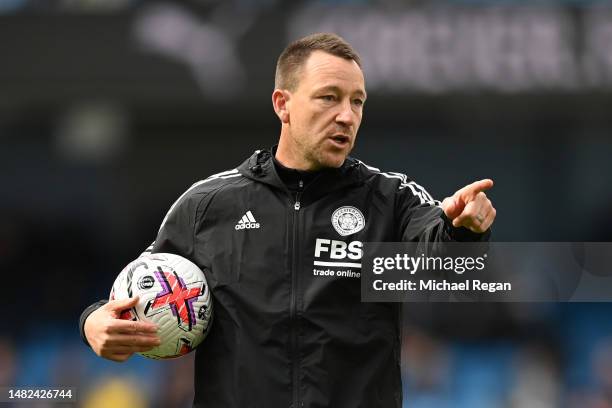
[294, 181, 303, 210]
[290, 185, 303, 408]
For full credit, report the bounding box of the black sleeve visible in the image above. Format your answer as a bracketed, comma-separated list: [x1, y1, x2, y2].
[78, 300, 108, 347]
[397, 181, 492, 301]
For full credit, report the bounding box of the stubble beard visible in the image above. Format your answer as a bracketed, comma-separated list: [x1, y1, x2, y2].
[291, 129, 352, 170]
[308, 140, 350, 170]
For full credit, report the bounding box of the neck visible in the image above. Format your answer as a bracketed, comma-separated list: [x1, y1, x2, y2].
[275, 131, 319, 171]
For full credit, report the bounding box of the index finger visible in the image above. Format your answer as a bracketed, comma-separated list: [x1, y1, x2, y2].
[109, 319, 158, 334]
[458, 179, 494, 199]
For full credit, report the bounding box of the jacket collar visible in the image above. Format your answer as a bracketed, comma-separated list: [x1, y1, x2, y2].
[238, 146, 368, 198]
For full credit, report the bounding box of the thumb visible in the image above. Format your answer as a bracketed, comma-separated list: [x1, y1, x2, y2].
[106, 296, 140, 312]
[441, 196, 463, 220]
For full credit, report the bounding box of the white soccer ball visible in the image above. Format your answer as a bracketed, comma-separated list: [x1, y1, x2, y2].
[109, 252, 213, 359]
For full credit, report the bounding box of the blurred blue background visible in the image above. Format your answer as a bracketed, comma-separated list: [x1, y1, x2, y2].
[1, 0, 612, 407]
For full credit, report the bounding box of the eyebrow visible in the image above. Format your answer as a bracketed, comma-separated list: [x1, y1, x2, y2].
[316, 85, 367, 100]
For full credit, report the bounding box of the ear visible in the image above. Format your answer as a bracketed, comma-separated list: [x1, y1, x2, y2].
[272, 89, 290, 124]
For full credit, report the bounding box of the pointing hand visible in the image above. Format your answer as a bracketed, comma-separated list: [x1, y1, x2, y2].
[441, 179, 496, 233]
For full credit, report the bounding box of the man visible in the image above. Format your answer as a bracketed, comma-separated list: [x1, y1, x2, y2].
[80, 33, 495, 407]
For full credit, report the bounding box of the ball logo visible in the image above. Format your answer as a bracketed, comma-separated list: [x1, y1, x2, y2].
[198, 304, 208, 320]
[331, 206, 365, 236]
[137, 275, 155, 290]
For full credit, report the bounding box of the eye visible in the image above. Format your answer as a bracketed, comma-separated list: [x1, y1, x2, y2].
[353, 98, 364, 107]
[320, 95, 335, 102]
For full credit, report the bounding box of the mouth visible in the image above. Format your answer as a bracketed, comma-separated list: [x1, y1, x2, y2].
[328, 134, 350, 147]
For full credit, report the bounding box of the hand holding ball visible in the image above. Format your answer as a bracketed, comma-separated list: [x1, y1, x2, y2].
[109, 253, 213, 359]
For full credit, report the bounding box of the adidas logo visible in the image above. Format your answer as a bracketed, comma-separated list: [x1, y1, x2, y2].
[235, 210, 261, 230]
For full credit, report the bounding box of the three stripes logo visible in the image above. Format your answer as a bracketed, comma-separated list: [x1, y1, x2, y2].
[235, 210, 260, 230]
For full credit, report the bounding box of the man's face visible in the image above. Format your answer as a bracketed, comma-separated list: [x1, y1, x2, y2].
[284, 51, 366, 170]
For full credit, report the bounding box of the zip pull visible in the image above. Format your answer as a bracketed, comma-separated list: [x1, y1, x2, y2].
[294, 191, 302, 211]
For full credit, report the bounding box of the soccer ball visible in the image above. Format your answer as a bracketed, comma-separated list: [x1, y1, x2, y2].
[110, 252, 213, 359]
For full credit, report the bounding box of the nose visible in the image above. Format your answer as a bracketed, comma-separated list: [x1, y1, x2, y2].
[335, 100, 355, 128]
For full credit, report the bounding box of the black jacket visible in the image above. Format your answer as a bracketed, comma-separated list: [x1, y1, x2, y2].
[80, 148, 488, 408]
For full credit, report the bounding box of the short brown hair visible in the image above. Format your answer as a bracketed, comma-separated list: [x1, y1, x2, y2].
[274, 33, 362, 91]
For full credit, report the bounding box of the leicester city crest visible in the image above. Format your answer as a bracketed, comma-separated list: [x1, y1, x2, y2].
[331, 206, 365, 236]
